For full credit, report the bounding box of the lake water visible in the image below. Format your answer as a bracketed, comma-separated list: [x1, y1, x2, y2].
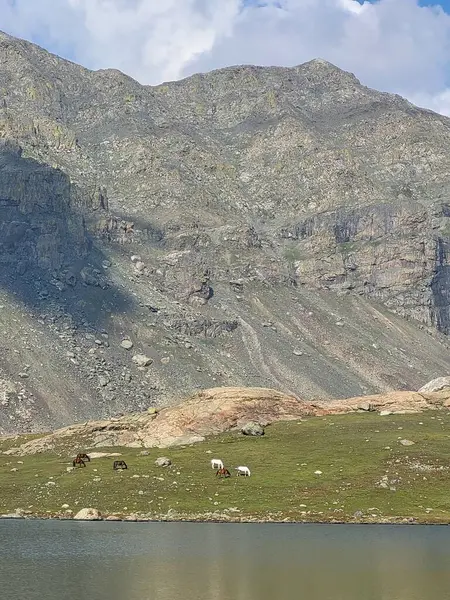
[1, 520, 450, 600]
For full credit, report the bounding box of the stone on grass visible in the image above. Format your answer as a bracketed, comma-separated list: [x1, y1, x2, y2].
[155, 457, 171, 467]
[400, 439, 415, 446]
[241, 422, 265, 436]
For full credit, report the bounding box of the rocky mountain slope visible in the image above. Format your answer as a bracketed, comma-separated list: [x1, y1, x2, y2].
[0, 31, 450, 433]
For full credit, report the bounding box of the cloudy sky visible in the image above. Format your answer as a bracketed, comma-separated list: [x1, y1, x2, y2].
[1, 0, 450, 115]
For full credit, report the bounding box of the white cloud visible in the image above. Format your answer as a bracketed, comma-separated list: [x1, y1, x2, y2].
[1, 0, 450, 115]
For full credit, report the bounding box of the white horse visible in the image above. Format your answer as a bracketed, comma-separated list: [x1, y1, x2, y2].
[211, 458, 224, 469]
[236, 466, 251, 477]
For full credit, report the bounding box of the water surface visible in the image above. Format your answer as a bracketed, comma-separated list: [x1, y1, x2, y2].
[1, 520, 449, 600]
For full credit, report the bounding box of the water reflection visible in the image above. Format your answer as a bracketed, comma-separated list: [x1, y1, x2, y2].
[1, 521, 450, 600]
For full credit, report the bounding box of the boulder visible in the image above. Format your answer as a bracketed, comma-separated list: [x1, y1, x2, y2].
[155, 456, 171, 467]
[419, 377, 450, 393]
[241, 421, 265, 436]
[400, 439, 415, 446]
[74, 508, 102, 521]
[132, 354, 153, 367]
[121, 339, 134, 350]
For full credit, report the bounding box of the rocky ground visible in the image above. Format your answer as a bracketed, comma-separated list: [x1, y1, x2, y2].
[1, 31, 450, 431]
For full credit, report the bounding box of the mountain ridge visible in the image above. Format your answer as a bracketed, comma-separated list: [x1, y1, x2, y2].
[0, 31, 449, 433]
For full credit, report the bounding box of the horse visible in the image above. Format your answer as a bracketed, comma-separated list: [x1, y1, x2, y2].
[216, 467, 231, 478]
[113, 460, 128, 470]
[211, 458, 224, 470]
[76, 453, 90, 462]
[236, 466, 251, 477]
[72, 456, 86, 468]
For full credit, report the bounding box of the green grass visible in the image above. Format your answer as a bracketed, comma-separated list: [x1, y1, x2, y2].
[1, 412, 450, 522]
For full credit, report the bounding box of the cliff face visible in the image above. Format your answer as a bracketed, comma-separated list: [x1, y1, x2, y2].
[0, 140, 89, 274]
[0, 31, 449, 433]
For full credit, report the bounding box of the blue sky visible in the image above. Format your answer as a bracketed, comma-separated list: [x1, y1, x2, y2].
[1, 0, 450, 115]
[417, 0, 450, 8]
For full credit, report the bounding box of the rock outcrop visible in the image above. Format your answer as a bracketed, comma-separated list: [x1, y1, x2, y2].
[7, 386, 450, 455]
[418, 377, 450, 393]
[1, 30, 450, 432]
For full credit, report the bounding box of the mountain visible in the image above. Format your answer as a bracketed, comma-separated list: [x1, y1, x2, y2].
[0, 31, 449, 433]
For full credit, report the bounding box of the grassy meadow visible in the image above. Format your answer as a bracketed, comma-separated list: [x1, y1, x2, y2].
[1, 411, 450, 523]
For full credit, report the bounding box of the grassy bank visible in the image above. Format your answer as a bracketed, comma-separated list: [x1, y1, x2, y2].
[1, 411, 450, 523]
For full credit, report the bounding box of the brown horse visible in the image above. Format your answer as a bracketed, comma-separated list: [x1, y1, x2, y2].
[113, 460, 128, 470]
[216, 467, 231, 478]
[72, 456, 86, 468]
[76, 453, 91, 462]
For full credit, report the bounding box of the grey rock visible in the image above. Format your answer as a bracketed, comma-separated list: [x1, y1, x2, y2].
[241, 422, 265, 436]
[74, 508, 102, 521]
[419, 377, 450, 393]
[132, 354, 153, 367]
[121, 340, 134, 350]
[399, 439, 415, 446]
[155, 456, 171, 467]
[98, 375, 110, 387]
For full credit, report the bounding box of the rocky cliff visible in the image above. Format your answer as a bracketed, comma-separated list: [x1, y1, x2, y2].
[0, 31, 450, 433]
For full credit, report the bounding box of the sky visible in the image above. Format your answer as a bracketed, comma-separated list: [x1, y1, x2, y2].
[1, 0, 450, 115]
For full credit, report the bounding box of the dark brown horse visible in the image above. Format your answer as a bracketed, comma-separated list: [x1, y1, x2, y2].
[216, 467, 231, 478]
[76, 453, 91, 462]
[113, 460, 128, 470]
[72, 456, 86, 468]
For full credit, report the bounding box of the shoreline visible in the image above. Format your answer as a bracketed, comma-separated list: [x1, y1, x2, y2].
[1, 513, 449, 526]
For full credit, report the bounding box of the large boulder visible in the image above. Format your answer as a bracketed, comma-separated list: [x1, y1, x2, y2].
[419, 377, 450, 393]
[155, 456, 171, 467]
[132, 354, 153, 367]
[73, 508, 102, 521]
[241, 421, 265, 436]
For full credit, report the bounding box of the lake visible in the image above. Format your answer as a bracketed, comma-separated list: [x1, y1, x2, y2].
[1, 520, 449, 599]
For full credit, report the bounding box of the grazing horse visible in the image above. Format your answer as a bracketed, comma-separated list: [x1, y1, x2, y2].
[76, 453, 91, 462]
[216, 467, 231, 478]
[72, 456, 86, 468]
[236, 466, 251, 477]
[113, 460, 128, 470]
[211, 458, 224, 470]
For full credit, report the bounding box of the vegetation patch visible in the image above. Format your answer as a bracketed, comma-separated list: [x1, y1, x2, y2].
[1, 412, 450, 523]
